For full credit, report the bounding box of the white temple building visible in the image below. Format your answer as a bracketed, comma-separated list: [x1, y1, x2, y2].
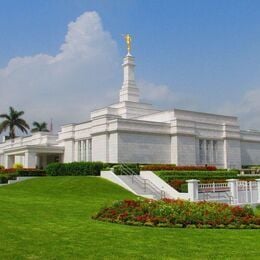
[1, 45, 260, 169]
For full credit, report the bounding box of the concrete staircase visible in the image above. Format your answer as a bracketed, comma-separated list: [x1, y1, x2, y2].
[117, 175, 163, 199]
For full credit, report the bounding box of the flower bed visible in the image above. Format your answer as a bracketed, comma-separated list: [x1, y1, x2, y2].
[93, 199, 260, 229]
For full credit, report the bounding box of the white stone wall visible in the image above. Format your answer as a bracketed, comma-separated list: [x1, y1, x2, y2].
[0, 154, 4, 166]
[108, 133, 118, 163]
[63, 140, 75, 163]
[241, 141, 260, 166]
[91, 134, 108, 162]
[171, 136, 178, 164]
[175, 135, 196, 165]
[118, 132, 171, 163]
[224, 139, 241, 169]
[215, 140, 225, 167]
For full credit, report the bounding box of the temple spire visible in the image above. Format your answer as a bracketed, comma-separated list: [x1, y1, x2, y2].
[119, 34, 139, 103]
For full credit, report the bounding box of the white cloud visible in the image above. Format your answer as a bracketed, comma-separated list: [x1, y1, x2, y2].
[0, 11, 120, 132]
[139, 80, 199, 111]
[139, 80, 260, 130]
[219, 88, 260, 130]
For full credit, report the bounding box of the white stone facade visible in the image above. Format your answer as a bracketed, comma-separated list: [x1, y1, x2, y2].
[1, 52, 260, 169]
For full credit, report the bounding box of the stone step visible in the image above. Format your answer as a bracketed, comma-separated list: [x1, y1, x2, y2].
[118, 175, 161, 199]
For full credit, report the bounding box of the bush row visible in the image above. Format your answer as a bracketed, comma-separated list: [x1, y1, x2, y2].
[16, 169, 46, 176]
[113, 164, 140, 175]
[0, 168, 46, 176]
[45, 162, 104, 176]
[142, 165, 217, 171]
[242, 165, 260, 169]
[156, 170, 241, 181]
[0, 173, 19, 184]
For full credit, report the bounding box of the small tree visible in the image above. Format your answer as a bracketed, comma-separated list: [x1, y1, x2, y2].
[31, 121, 49, 133]
[0, 107, 30, 139]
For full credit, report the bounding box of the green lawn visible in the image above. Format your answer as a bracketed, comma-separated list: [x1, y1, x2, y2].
[0, 177, 259, 260]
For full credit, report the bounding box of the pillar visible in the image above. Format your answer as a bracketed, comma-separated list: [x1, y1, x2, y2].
[209, 140, 213, 164]
[5, 155, 15, 168]
[83, 140, 86, 161]
[186, 179, 200, 201]
[74, 141, 79, 162]
[24, 152, 36, 168]
[227, 179, 238, 204]
[87, 139, 92, 162]
[256, 179, 260, 203]
[203, 140, 207, 164]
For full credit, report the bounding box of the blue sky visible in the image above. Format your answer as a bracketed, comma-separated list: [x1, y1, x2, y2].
[0, 0, 260, 130]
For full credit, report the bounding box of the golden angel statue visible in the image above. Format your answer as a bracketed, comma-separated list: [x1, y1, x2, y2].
[124, 34, 132, 54]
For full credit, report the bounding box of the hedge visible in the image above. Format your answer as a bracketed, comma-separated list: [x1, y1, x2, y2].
[16, 169, 46, 176]
[155, 170, 245, 183]
[0, 174, 8, 184]
[45, 162, 104, 176]
[0, 168, 17, 174]
[113, 164, 140, 175]
[142, 164, 217, 171]
[0, 172, 18, 184]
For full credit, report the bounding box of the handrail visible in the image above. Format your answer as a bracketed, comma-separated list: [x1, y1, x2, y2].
[201, 191, 233, 204]
[119, 164, 167, 199]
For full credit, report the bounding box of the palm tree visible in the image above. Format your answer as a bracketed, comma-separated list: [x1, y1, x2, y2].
[31, 121, 49, 133]
[0, 106, 30, 139]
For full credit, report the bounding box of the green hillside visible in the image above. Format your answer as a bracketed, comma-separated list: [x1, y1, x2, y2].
[0, 177, 259, 259]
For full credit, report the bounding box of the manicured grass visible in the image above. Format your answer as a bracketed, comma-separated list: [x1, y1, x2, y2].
[0, 177, 259, 259]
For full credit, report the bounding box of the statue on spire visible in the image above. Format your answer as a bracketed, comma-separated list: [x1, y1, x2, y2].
[124, 34, 132, 55]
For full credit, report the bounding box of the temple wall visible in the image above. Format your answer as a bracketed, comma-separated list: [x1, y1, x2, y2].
[175, 135, 196, 165]
[91, 134, 108, 162]
[117, 132, 171, 163]
[241, 141, 260, 166]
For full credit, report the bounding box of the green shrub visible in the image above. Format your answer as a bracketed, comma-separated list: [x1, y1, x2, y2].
[142, 164, 216, 171]
[102, 163, 119, 169]
[13, 163, 23, 169]
[45, 162, 104, 176]
[180, 183, 188, 192]
[156, 170, 242, 182]
[0, 164, 5, 170]
[0, 168, 17, 174]
[0, 172, 18, 183]
[0, 174, 8, 183]
[8, 172, 19, 180]
[16, 169, 46, 176]
[113, 164, 140, 175]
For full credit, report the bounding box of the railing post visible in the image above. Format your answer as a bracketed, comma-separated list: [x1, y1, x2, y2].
[256, 179, 260, 203]
[249, 181, 253, 203]
[245, 181, 248, 203]
[186, 179, 199, 202]
[227, 179, 238, 205]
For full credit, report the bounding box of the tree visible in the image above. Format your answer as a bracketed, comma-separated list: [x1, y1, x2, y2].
[31, 121, 49, 133]
[0, 106, 30, 139]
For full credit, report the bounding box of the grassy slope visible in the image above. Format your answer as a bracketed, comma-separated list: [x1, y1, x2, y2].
[0, 177, 259, 260]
